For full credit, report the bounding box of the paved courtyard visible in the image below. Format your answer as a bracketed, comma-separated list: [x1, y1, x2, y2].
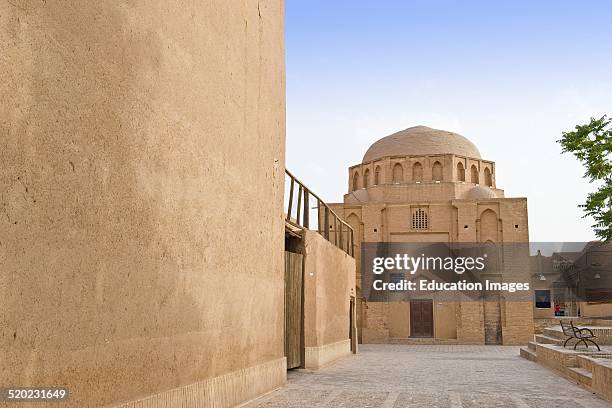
[244, 345, 611, 408]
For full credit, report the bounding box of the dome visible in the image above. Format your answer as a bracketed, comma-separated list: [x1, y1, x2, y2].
[464, 186, 497, 200]
[345, 188, 369, 204]
[362, 125, 481, 163]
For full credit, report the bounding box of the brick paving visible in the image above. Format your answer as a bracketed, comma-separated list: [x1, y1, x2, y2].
[244, 345, 611, 408]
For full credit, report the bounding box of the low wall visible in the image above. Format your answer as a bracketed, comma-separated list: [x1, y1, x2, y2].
[590, 357, 612, 401]
[117, 358, 286, 408]
[534, 317, 612, 334]
[580, 302, 612, 319]
[302, 230, 356, 368]
[533, 343, 612, 403]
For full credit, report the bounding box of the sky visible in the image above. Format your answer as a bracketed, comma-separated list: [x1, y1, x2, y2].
[285, 0, 612, 242]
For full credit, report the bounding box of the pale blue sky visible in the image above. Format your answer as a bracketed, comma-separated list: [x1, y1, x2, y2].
[285, 0, 612, 242]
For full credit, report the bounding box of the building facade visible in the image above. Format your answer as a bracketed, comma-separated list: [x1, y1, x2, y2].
[531, 242, 612, 320]
[331, 126, 534, 345]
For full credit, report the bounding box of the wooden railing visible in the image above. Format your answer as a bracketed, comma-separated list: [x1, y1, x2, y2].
[285, 169, 354, 256]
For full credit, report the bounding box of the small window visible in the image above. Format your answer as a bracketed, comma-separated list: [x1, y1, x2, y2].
[471, 165, 479, 184]
[363, 169, 370, 188]
[457, 162, 465, 181]
[352, 172, 359, 191]
[535, 290, 551, 309]
[412, 208, 428, 230]
[484, 167, 493, 187]
[412, 162, 423, 182]
[392, 163, 403, 183]
[374, 166, 381, 185]
[432, 161, 443, 181]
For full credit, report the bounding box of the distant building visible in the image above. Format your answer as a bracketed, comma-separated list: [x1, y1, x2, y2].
[331, 125, 533, 345]
[531, 242, 612, 319]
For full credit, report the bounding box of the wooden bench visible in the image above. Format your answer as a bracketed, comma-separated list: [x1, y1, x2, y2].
[560, 320, 601, 351]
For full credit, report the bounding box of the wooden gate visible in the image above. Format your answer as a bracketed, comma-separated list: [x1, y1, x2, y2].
[484, 291, 502, 345]
[410, 299, 433, 337]
[284, 251, 303, 369]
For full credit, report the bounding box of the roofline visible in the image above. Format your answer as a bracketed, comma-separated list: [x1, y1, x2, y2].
[349, 154, 494, 170]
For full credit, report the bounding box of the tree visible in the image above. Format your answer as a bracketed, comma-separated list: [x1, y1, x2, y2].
[558, 115, 612, 241]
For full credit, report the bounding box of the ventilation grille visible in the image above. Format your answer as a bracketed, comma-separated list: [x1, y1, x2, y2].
[412, 208, 428, 230]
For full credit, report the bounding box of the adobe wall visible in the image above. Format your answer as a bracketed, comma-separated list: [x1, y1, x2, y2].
[0, 1, 286, 407]
[579, 302, 612, 318]
[302, 230, 356, 368]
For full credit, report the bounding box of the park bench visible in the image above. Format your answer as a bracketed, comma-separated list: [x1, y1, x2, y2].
[560, 320, 601, 351]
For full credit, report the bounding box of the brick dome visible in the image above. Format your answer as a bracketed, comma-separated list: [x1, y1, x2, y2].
[362, 125, 481, 163]
[464, 185, 497, 200]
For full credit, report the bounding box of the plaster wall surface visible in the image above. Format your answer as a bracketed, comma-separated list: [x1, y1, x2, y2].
[302, 230, 356, 368]
[0, 1, 285, 406]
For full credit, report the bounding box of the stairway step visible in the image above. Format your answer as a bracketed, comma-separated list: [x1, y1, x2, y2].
[566, 366, 592, 386]
[520, 347, 537, 362]
[535, 334, 561, 345]
[527, 341, 537, 351]
[543, 327, 565, 340]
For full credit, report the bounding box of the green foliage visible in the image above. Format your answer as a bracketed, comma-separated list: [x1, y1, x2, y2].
[558, 115, 612, 241]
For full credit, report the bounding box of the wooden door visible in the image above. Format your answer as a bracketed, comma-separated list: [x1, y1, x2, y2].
[284, 251, 303, 369]
[410, 299, 433, 337]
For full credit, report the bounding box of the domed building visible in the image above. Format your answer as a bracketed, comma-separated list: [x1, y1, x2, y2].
[330, 126, 533, 345]
[347, 126, 502, 203]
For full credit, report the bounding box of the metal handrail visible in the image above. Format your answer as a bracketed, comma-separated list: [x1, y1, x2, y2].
[285, 169, 354, 256]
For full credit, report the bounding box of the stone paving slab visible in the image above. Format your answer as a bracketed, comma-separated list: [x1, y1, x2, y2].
[243, 345, 611, 408]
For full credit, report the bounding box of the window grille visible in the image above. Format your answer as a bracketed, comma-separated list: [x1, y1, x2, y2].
[412, 208, 428, 230]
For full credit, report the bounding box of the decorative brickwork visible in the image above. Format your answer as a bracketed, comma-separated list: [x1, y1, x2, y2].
[332, 126, 533, 345]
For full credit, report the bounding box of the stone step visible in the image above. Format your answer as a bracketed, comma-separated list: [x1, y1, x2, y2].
[576, 355, 594, 372]
[519, 347, 537, 362]
[527, 341, 537, 351]
[535, 334, 562, 345]
[566, 366, 593, 387]
[543, 327, 565, 339]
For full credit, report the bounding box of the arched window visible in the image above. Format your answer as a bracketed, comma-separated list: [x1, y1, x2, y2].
[374, 166, 381, 185]
[392, 163, 403, 183]
[412, 162, 423, 182]
[471, 165, 479, 184]
[484, 167, 493, 187]
[432, 161, 443, 181]
[457, 162, 465, 181]
[352, 172, 359, 191]
[412, 208, 428, 230]
[363, 169, 370, 188]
